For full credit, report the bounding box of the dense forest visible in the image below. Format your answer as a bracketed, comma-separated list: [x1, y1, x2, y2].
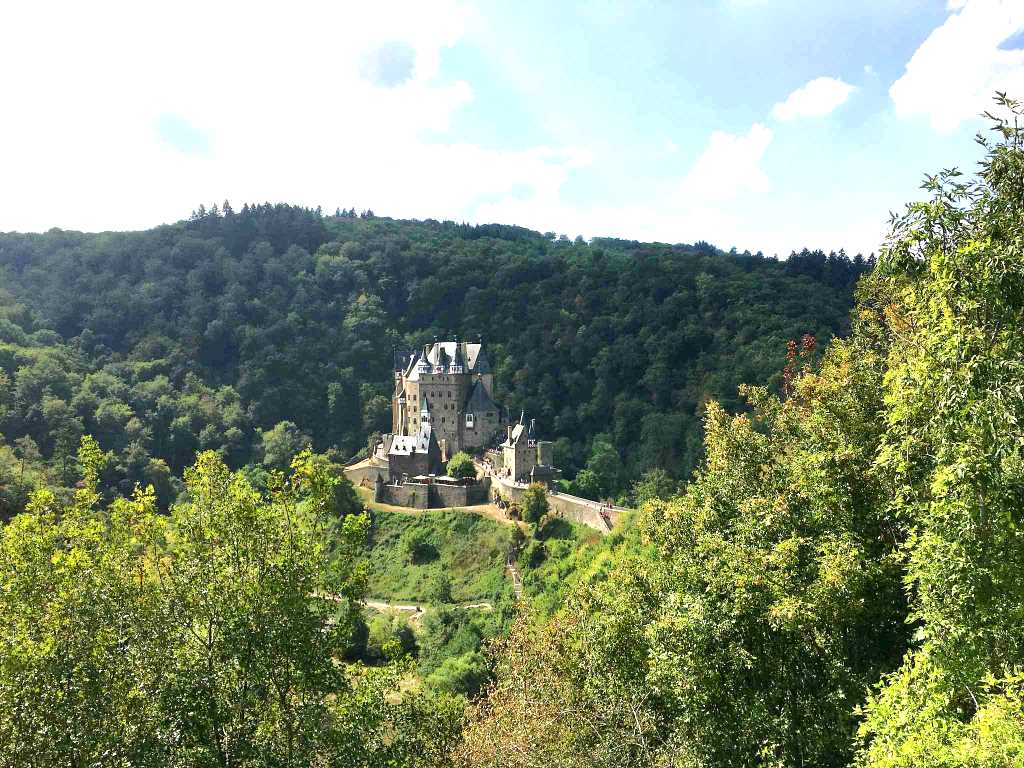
[2, 88, 1021, 768]
[0, 201, 868, 515]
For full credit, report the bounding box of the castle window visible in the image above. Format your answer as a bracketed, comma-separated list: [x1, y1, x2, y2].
[466, 413, 475, 428]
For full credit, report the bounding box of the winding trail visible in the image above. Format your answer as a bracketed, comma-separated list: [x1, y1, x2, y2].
[361, 598, 493, 613]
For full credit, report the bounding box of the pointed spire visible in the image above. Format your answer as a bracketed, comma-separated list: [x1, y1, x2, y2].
[451, 335, 466, 373]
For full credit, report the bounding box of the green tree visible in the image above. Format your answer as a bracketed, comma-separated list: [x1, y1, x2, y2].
[447, 451, 477, 480]
[432, 572, 454, 604]
[569, 468, 600, 500]
[260, 419, 310, 470]
[0, 438, 463, 766]
[585, 437, 622, 498]
[521, 482, 549, 525]
[858, 94, 1024, 768]
[630, 467, 678, 506]
[463, 316, 905, 767]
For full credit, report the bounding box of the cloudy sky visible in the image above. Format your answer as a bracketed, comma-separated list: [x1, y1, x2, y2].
[2, 0, 1023, 256]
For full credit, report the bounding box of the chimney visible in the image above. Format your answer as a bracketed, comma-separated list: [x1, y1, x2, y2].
[507, 425, 514, 441]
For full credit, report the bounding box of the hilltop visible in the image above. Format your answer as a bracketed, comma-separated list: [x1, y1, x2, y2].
[0, 209, 867, 512]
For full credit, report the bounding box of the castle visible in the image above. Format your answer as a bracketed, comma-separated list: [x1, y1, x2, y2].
[390, 339, 503, 459]
[358, 339, 559, 502]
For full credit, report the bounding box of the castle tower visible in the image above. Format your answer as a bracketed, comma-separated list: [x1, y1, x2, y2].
[389, 337, 505, 457]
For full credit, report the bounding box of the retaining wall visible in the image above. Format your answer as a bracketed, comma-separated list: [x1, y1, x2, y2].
[343, 459, 389, 488]
[381, 483, 431, 509]
[378, 477, 491, 509]
[489, 476, 627, 534]
[431, 478, 491, 508]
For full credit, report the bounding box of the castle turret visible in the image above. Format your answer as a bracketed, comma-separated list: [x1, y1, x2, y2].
[449, 337, 466, 374]
[433, 346, 449, 374]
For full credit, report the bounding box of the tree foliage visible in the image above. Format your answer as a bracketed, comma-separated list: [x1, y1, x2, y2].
[521, 482, 550, 526]
[447, 451, 476, 480]
[0, 208, 867, 510]
[0, 439, 461, 766]
[460, 96, 1024, 768]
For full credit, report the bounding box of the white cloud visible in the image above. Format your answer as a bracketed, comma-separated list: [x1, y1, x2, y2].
[677, 123, 774, 203]
[890, 0, 1024, 132]
[771, 77, 856, 121]
[473, 123, 781, 249]
[0, 0, 590, 233]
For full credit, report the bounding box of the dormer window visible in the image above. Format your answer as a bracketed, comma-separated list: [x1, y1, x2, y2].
[466, 413, 475, 428]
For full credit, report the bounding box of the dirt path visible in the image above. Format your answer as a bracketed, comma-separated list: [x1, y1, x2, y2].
[362, 598, 493, 613]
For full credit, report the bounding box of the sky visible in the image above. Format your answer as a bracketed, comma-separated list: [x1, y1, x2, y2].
[1, 0, 1023, 257]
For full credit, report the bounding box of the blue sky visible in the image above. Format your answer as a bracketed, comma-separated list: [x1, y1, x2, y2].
[2, 0, 1023, 256]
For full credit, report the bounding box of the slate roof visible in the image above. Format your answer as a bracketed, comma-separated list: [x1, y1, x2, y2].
[418, 341, 488, 373]
[388, 423, 437, 456]
[472, 345, 491, 374]
[464, 379, 497, 414]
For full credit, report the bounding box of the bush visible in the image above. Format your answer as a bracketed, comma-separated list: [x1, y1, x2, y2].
[431, 572, 454, 604]
[424, 651, 491, 697]
[400, 528, 436, 564]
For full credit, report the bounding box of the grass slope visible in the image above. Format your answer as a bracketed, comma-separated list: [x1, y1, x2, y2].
[362, 509, 514, 603]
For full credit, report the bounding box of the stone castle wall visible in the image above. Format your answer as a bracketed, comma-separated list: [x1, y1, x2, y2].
[490, 475, 627, 534]
[377, 477, 491, 509]
[381, 482, 431, 509]
[343, 459, 388, 488]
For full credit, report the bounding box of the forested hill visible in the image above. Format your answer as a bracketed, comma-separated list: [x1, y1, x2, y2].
[0, 207, 869, 510]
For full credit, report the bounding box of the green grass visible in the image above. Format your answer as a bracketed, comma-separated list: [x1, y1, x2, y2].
[361, 509, 514, 603]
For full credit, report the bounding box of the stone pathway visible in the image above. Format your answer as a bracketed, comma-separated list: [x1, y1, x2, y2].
[506, 557, 523, 599]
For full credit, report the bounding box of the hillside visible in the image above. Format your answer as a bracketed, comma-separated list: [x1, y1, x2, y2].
[0, 212, 868, 511]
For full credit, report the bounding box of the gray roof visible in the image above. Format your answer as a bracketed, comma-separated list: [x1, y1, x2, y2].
[420, 341, 488, 373]
[465, 379, 497, 414]
[389, 423, 437, 456]
[472, 346, 492, 375]
[405, 351, 425, 381]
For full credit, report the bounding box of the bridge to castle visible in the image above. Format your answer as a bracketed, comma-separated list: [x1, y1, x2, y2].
[483, 464, 630, 534]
